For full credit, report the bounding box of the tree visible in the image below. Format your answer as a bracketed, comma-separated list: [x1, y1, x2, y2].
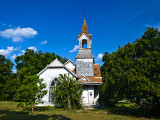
[0, 55, 14, 100]
[100, 27, 160, 115]
[15, 75, 47, 112]
[52, 74, 83, 109]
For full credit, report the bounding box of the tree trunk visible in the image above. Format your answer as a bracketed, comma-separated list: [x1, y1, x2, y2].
[68, 95, 71, 109]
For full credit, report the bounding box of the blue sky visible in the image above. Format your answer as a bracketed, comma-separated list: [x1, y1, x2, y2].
[0, 0, 160, 72]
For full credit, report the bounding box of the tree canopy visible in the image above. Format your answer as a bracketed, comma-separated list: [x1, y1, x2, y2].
[100, 27, 160, 115]
[15, 75, 47, 112]
[0, 55, 14, 100]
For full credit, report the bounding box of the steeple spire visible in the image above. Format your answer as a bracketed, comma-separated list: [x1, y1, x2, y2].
[79, 19, 91, 39]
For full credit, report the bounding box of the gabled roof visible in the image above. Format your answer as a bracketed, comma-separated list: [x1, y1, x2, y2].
[78, 20, 92, 39]
[37, 58, 78, 78]
[78, 76, 90, 82]
[64, 59, 76, 66]
[48, 58, 63, 67]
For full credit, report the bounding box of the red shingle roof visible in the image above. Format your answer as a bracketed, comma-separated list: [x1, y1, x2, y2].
[78, 20, 92, 39]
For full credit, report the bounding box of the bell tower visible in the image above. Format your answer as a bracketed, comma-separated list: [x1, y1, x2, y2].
[76, 19, 94, 76]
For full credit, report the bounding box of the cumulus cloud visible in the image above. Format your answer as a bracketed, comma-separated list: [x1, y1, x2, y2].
[40, 40, 47, 45]
[96, 53, 103, 61]
[69, 45, 79, 53]
[0, 46, 14, 56]
[11, 54, 17, 60]
[0, 27, 38, 42]
[28, 46, 37, 51]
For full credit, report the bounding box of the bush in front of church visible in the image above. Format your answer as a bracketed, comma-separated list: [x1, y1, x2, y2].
[52, 73, 83, 109]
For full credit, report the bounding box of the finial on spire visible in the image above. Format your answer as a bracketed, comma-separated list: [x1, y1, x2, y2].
[84, 9, 85, 19]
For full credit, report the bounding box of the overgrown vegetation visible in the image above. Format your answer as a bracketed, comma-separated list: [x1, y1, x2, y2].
[0, 49, 68, 112]
[52, 74, 83, 109]
[99, 27, 160, 116]
[0, 55, 14, 100]
[15, 75, 47, 112]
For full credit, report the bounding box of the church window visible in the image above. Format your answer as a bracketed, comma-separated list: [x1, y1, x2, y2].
[49, 78, 57, 102]
[90, 92, 92, 96]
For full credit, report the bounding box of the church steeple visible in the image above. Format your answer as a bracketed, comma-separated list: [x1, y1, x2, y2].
[76, 19, 94, 76]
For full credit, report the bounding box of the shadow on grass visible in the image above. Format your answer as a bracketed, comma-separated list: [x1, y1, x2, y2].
[0, 110, 71, 120]
[101, 105, 160, 119]
[106, 106, 138, 116]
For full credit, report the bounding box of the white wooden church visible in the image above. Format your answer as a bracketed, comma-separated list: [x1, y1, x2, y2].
[37, 19, 102, 106]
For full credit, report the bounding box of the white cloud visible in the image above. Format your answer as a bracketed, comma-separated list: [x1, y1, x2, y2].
[28, 46, 37, 51]
[11, 54, 17, 60]
[69, 45, 79, 53]
[96, 53, 103, 61]
[0, 46, 14, 56]
[0, 27, 38, 42]
[40, 40, 47, 45]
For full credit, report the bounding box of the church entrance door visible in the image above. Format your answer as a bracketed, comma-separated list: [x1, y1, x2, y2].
[88, 86, 94, 105]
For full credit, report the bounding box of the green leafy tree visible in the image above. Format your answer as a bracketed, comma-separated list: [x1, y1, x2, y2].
[2, 73, 18, 100]
[100, 27, 160, 115]
[15, 75, 47, 112]
[0, 55, 14, 100]
[52, 74, 83, 109]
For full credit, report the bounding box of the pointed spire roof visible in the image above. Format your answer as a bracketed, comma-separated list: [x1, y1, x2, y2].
[79, 20, 91, 39]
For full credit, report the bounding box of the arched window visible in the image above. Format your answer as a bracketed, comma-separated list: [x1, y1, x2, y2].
[49, 78, 57, 102]
[82, 39, 87, 48]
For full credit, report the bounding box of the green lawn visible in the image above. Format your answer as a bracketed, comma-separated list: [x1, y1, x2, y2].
[0, 101, 159, 120]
